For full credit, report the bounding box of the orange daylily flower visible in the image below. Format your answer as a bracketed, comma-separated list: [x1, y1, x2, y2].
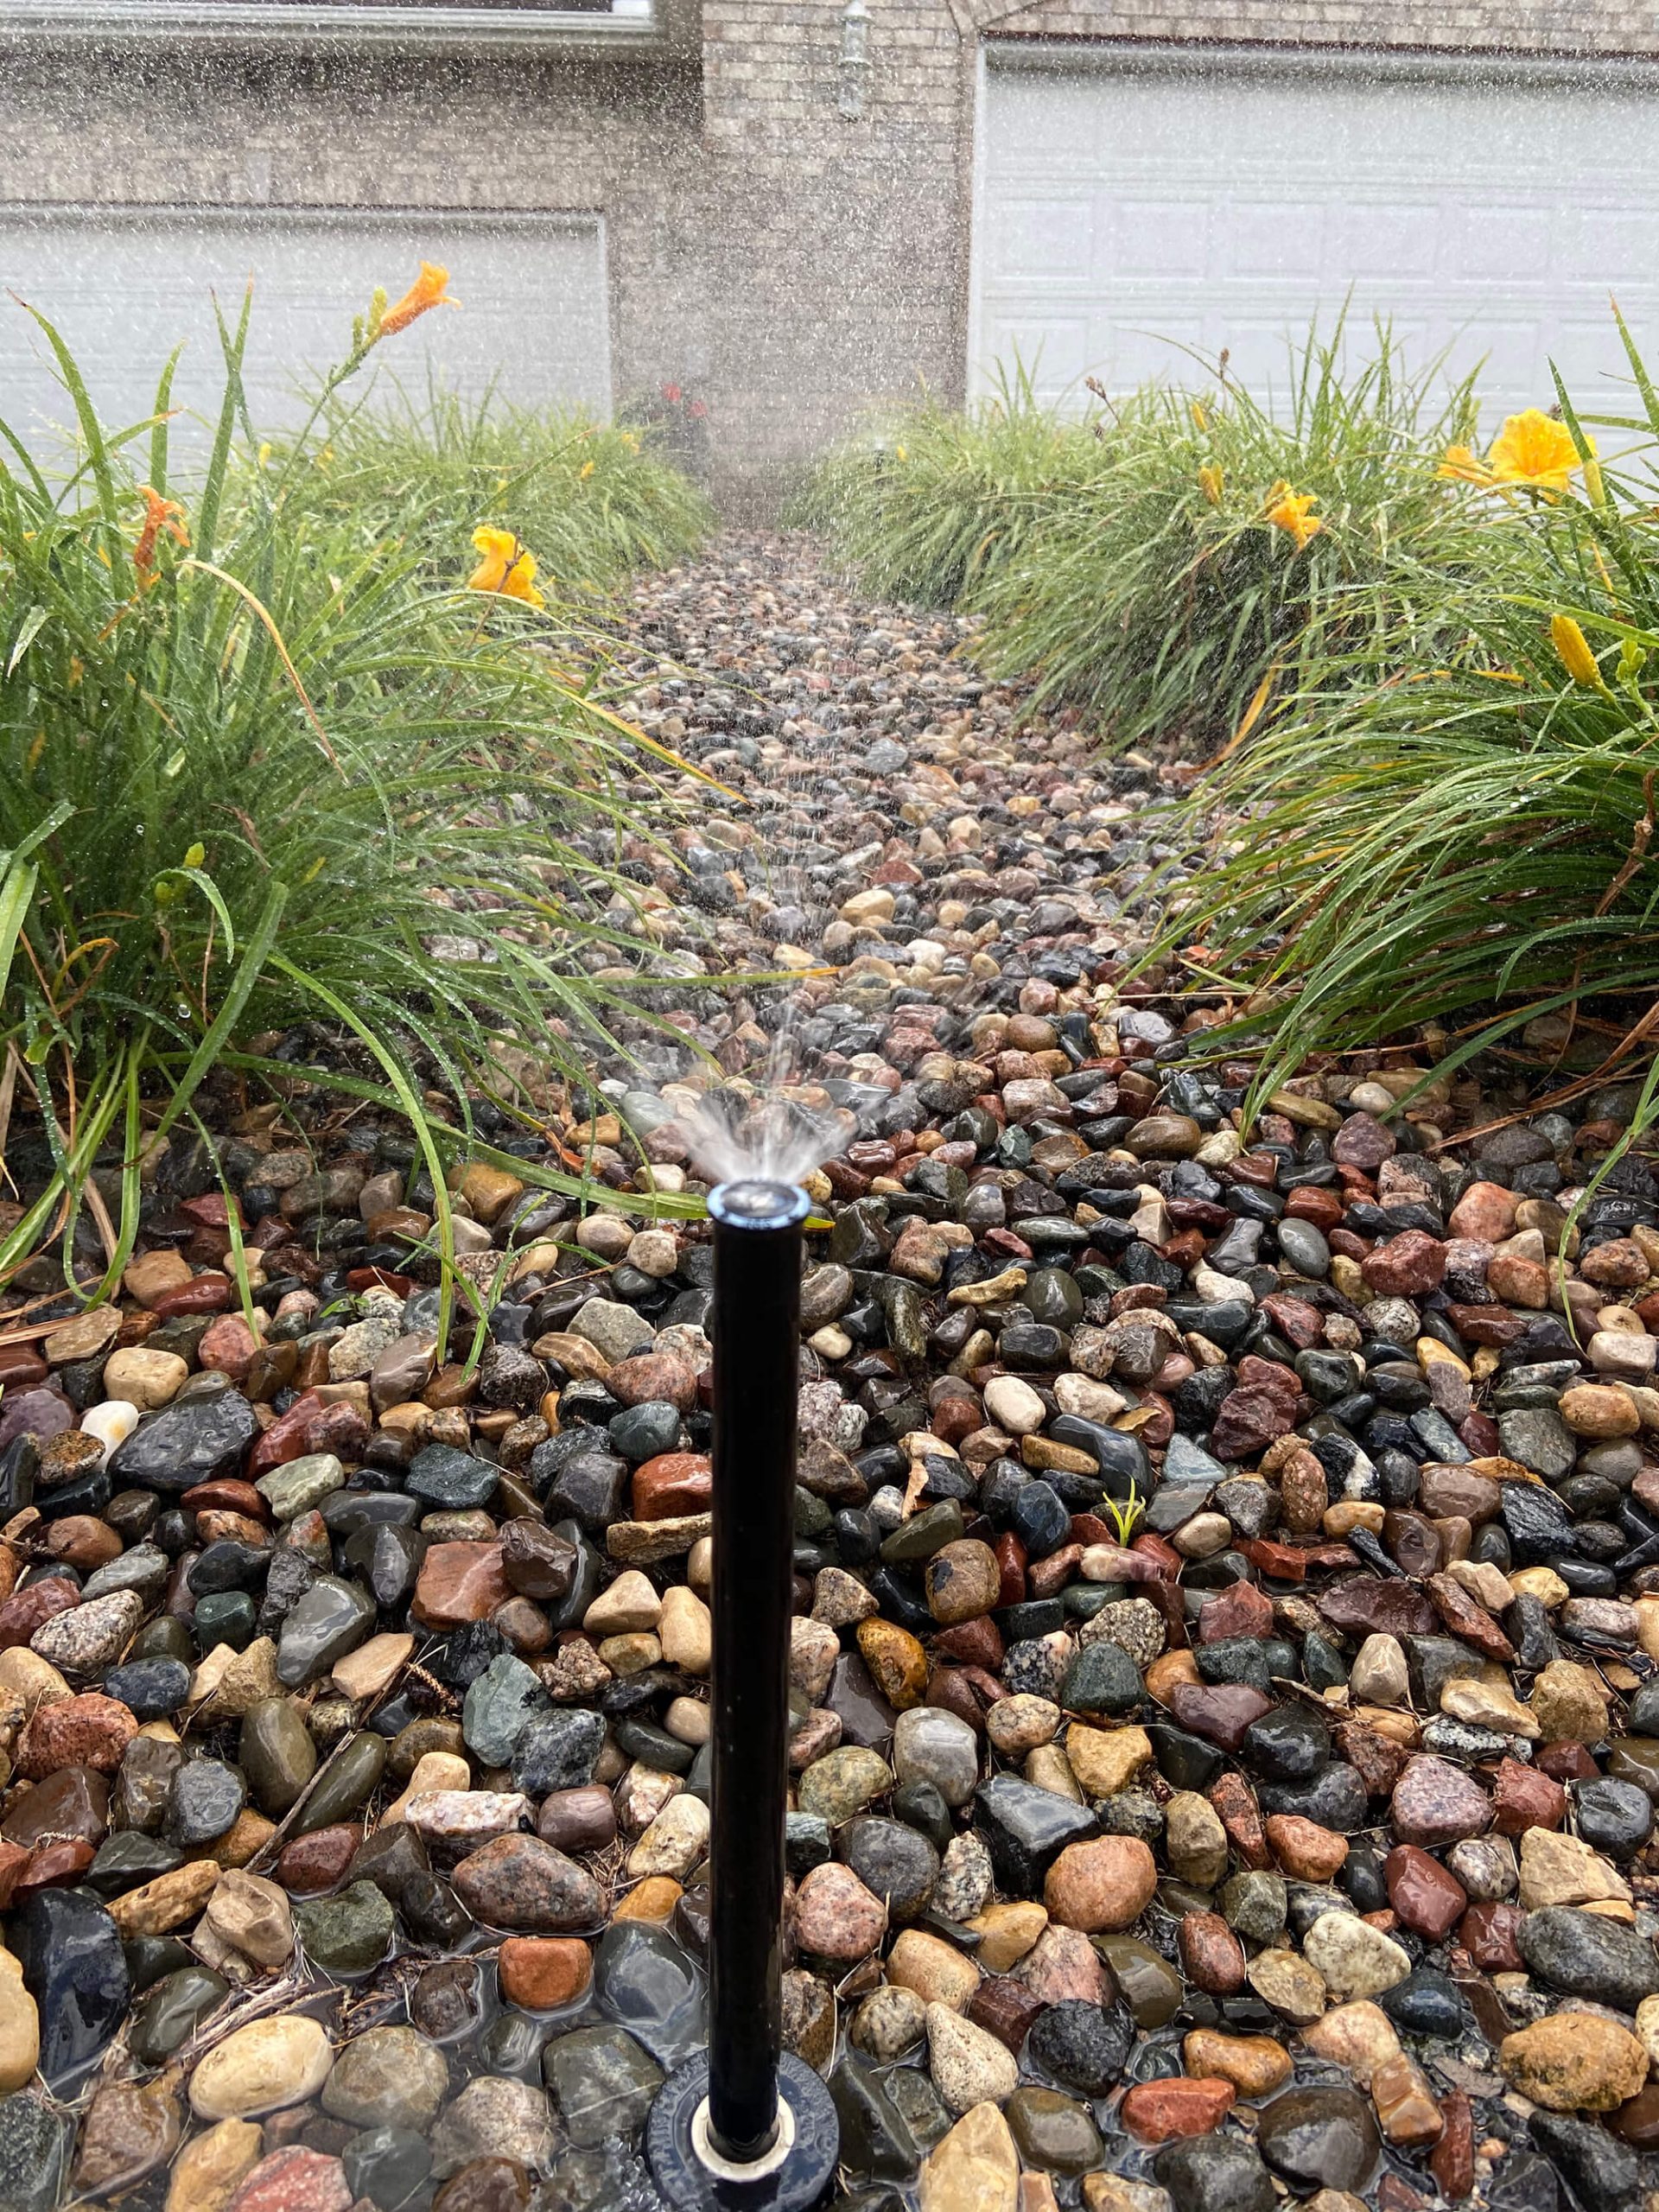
[132, 484, 188, 587]
[467, 525, 545, 610]
[378, 263, 454, 340]
[1266, 487, 1321, 551]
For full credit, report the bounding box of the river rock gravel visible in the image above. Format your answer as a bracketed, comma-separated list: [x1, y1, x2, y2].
[0, 536, 1658, 2212]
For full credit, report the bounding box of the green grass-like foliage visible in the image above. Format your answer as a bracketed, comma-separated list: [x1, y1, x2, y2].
[1156, 311, 1659, 1109]
[797, 366, 1113, 608]
[0, 290, 699, 1327]
[804, 327, 1480, 755]
[269, 381, 712, 600]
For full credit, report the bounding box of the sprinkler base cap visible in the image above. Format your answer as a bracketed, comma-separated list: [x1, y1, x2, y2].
[646, 2052, 839, 2210]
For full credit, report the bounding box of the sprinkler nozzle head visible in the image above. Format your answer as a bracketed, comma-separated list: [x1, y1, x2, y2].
[709, 1179, 813, 1232]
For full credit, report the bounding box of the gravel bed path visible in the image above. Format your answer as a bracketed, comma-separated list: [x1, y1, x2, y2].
[0, 534, 1655, 2212]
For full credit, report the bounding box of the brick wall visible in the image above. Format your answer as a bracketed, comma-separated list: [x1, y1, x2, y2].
[4, 0, 1657, 517]
[994, 0, 1659, 54]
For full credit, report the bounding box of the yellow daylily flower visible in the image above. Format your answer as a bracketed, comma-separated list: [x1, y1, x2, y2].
[580, 460, 596, 480]
[1550, 613, 1610, 691]
[377, 262, 455, 340]
[1488, 410, 1587, 493]
[1266, 487, 1322, 551]
[1198, 464, 1224, 507]
[1191, 400, 1209, 433]
[467, 525, 546, 610]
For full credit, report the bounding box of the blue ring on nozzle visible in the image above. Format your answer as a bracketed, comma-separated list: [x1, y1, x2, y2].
[708, 1179, 813, 1232]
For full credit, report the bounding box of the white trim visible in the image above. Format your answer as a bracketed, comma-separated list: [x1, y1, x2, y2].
[982, 35, 1659, 93]
[0, 0, 662, 51]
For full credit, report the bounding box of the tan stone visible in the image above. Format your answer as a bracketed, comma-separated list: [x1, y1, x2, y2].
[0, 1951, 38, 2093]
[331, 1631, 413, 1703]
[918, 2101, 1019, 2212]
[1500, 2015, 1649, 2111]
[102, 1347, 190, 1408]
[888, 1927, 982, 2012]
[1518, 1828, 1630, 1910]
[583, 1570, 663, 1637]
[383, 1749, 472, 1825]
[108, 1859, 220, 1937]
[963, 1901, 1048, 1974]
[1300, 2000, 1402, 2088]
[1528, 1658, 1611, 1745]
[1181, 2029, 1292, 2096]
[658, 1585, 712, 1675]
[163, 2119, 264, 2212]
[188, 2015, 334, 2119]
[1063, 1723, 1153, 1799]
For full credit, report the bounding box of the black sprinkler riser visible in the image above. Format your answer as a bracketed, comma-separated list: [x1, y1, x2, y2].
[647, 1178, 838, 2209]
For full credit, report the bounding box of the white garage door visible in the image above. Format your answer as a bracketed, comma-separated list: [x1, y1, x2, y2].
[972, 48, 1659, 424]
[0, 206, 611, 459]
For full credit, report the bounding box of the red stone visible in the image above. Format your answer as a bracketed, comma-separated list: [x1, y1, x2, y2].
[1210, 1387, 1298, 1460]
[1238, 1538, 1308, 1581]
[1442, 1305, 1525, 1347]
[1609, 2086, 1659, 2150]
[0, 1578, 79, 1650]
[1197, 1580, 1274, 1643]
[1286, 1186, 1344, 1230]
[1425, 1573, 1514, 1662]
[1489, 1756, 1566, 1835]
[228, 2147, 352, 2212]
[1209, 1770, 1269, 1869]
[149, 1272, 235, 1318]
[1430, 2090, 1474, 2199]
[1166, 1681, 1274, 1751]
[931, 1616, 1004, 1671]
[1026, 1545, 1080, 1599]
[276, 1825, 362, 1896]
[1121, 2078, 1236, 2144]
[1258, 1294, 1325, 1348]
[1178, 1910, 1246, 1993]
[0, 1348, 47, 1389]
[181, 1479, 270, 1521]
[0, 1841, 29, 1909]
[993, 1531, 1027, 1608]
[181, 1193, 243, 1230]
[345, 1268, 417, 1298]
[1458, 1413, 1501, 1458]
[1360, 1230, 1445, 1297]
[1384, 1844, 1467, 1940]
[12, 1838, 96, 1899]
[1537, 1740, 1599, 1783]
[246, 1392, 369, 1478]
[1459, 1900, 1525, 1972]
[498, 1936, 593, 2011]
[411, 1541, 512, 1629]
[631, 1452, 712, 1522]
[18, 1694, 137, 1779]
[967, 1975, 1045, 2054]
[1131, 1533, 1181, 1580]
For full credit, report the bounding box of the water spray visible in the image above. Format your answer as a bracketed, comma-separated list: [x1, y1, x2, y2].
[646, 1178, 840, 2210]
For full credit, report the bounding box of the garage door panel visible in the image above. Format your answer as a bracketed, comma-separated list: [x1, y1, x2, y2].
[975, 55, 1659, 424]
[1110, 202, 1208, 283]
[992, 201, 1095, 281]
[0, 207, 611, 464]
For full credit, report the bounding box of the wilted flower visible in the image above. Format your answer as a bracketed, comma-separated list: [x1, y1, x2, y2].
[1550, 613, 1609, 690]
[467, 525, 545, 609]
[377, 263, 454, 340]
[1266, 487, 1321, 551]
[1437, 443, 1494, 486]
[132, 485, 188, 586]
